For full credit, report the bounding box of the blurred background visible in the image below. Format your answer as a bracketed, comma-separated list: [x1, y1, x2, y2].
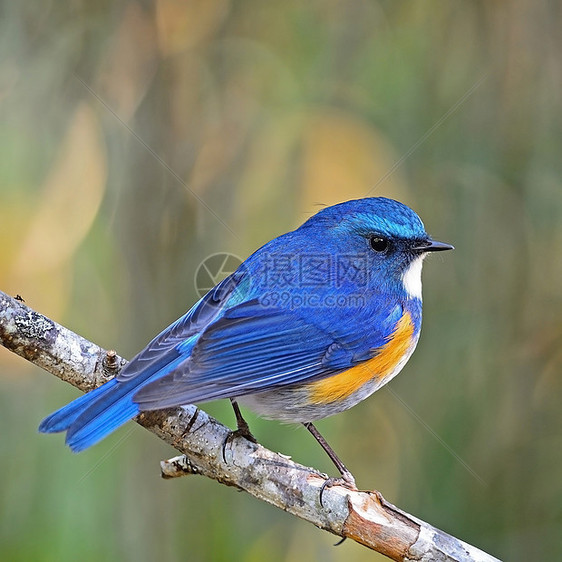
[1, 1, 561, 560]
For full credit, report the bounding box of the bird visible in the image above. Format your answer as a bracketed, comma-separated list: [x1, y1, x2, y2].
[39, 197, 452, 489]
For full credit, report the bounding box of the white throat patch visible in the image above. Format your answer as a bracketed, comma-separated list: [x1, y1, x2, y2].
[402, 256, 424, 300]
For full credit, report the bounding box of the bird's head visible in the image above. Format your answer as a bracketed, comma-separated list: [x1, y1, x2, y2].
[299, 197, 453, 300]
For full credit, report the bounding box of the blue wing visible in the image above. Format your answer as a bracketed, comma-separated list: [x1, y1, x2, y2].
[133, 299, 404, 409]
[39, 262, 403, 452]
[132, 301, 340, 409]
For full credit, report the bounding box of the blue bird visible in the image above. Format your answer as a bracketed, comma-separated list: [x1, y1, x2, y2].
[39, 197, 452, 486]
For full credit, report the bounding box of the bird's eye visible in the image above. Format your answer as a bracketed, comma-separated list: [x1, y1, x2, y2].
[369, 236, 389, 253]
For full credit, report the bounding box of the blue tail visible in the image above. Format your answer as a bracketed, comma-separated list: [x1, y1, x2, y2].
[39, 355, 185, 453]
[38, 377, 141, 452]
[39, 378, 121, 434]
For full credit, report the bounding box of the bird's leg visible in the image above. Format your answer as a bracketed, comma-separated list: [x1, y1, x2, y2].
[222, 399, 257, 462]
[303, 422, 357, 506]
[303, 422, 353, 480]
[230, 398, 257, 442]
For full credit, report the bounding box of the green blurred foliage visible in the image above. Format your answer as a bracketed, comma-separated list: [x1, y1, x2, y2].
[1, 1, 562, 560]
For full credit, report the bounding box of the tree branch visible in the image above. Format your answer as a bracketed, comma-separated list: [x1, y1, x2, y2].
[0, 290, 500, 562]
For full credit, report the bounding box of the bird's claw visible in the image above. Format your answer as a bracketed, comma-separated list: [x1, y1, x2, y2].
[221, 426, 258, 463]
[319, 470, 357, 507]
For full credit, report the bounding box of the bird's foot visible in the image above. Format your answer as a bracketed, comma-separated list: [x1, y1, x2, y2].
[221, 423, 257, 463]
[319, 469, 357, 507]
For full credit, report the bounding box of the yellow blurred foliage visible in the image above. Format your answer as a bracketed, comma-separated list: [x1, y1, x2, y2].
[299, 109, 411, 213]
[12, 103, 107, 317]
[156, 0, 231, 55]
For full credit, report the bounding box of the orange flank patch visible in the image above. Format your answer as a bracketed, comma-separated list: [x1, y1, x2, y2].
[307, 312, 415, 404]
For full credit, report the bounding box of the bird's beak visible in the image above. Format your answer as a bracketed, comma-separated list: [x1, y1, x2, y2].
[412, 239, 454, 253]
